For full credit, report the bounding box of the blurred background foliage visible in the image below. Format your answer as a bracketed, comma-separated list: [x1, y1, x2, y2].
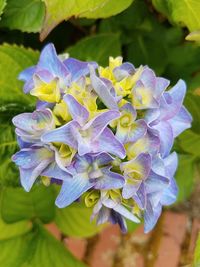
[0, 0, 200, 266]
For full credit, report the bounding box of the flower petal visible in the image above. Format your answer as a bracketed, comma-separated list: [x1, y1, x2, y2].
[113, 204, 140, 223]
[41, 161, 72, 180]
[94, 166, 125, 190]
[83, 110, 120, 139]
[144, 201, 162, 233]
[96, 128, 126, 159]
[55, 174, 94, 208]
[168, 106, 192, 137]
[90, 67, 118, 110]
[37, 43, 69, 78]
[12, 146, 53, 169]
[152, 121, 173, 157]
[41, 121, 80, 149]
[64, 57, 98, 81]
[64, 94, 89, 126]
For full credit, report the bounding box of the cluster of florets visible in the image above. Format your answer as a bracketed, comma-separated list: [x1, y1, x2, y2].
[12, 44, 192, 233]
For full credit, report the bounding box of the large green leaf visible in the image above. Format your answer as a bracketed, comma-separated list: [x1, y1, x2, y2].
[67, 33, 121, 66]
[0, 43, 39, 106]
[175, 154, 195, 202]
[0, 123, 19, 187]
[0, 0, 6, 19]
[40, 0, 133, 40]
[193, 232, 200, 267]
[0, 216, 30, 241]
[178, 130, 200, 157]
[152, 0, 200, 32]
[0, 0, 45, 32]
[184, 94, 200, 134]
[0, 224, 87, 267]
[55, 202, 102, 238]
[0, 185, 56, 223]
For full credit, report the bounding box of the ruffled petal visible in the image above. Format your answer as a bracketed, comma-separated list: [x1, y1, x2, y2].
[55, 174, 94, 208]
[64, 94, 89, 126]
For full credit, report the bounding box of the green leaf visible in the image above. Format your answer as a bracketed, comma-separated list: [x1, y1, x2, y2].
[1, 185, 56, 223]
[178, 130, 200, 157]
[0, 0, 6, 19]
[175, 154, 195, 202]
[186, 31, 200, 43]
[152, 0, 200, 32]
[127, 33, 167, 74]
[40, 0, 133, 40]
[0, 43, 39, 106]
[55, 202, 102, 238]
[193, 232, 200, 267]
[0, 216, 31, 241]
[67, 33, 121, 66]
[184, 94, 200, 134]
[0, 224, 87, 267]
[0, 123, 19, 187]
[0, 0, 45, 33]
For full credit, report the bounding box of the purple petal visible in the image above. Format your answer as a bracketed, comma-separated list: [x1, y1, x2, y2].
[12, 146, 53, 169]
[55, 174, 94, 208]
[64, 94, 89, 126]
[19, 66, 36, 93]
[19, 159, 52, 192]
[95, 152, 114, 166]
[159, 79, 186, 120]
[90, 67, 118, 110]
[96, 206, 110, 225]
[127, 119, 147, 143]
[161, 177, 178, 205]
[163, 152, 178, 178]
[152, 121, 173, 157]
[37, 43, 69, 79]
[64, 57, 98, 81]
[121, 153, 151, 179]
[41, 121, 80, 149]
[96, 127, 126, 159]
[112, 204, 140, 223]
[133, 182, 146, 209]
[83, 110, 120, 139]
[109, 210, 128, 233]
[144, 201, 162, 233]
[94, 166, 125, 190]
[113, 62, 135, 81]
[126, 130, 160, 157]
[41, 162, 72, 181]
[168, 106, 192, 137]
[145, 170, 169, 194]
[132, 80, 159, 109]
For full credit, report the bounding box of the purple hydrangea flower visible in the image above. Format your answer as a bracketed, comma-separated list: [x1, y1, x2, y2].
[12, 43, 192, 233]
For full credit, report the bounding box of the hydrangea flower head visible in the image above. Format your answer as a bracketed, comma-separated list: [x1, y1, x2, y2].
[12, 43, 192, 233]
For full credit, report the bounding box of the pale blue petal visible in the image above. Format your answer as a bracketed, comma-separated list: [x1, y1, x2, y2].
[19, 158, 52, 192]
[144, 201, 162, 233]
[55, 174, 94, 208]
[64, 57, 97, 81]
[64, 94, 89, 126]
[18, 66, 36, 93]
[97, 128, 126, 159]
[113, 62, 135, 81]
[168, 106, 192, 137]
[94, 166, 125, 190]
[152, 121, 173, 157]
[83, 110, 120, 139]
[37, 43, 69, 78]
[41, 162, 72, 180]
[41, 121, 80, 148]
[113, 204, 140, 223]
[90, 67, 118, 110]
